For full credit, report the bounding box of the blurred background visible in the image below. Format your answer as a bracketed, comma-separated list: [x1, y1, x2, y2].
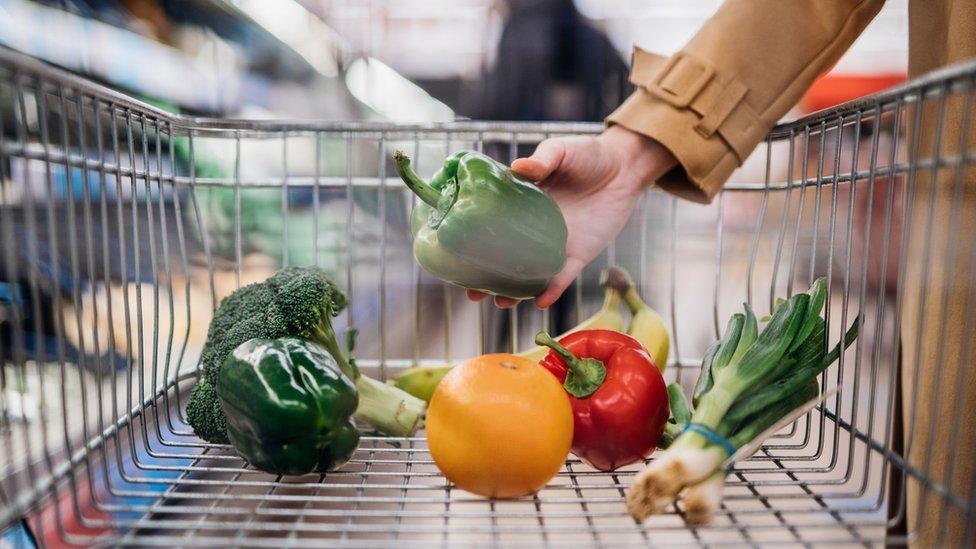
[0, 0, 907, 122]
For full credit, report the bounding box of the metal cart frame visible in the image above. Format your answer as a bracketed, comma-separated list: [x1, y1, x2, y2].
[1, 46, 975, 546]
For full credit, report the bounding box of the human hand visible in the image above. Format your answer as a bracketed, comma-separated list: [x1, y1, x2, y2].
[468, 125, 677, 308]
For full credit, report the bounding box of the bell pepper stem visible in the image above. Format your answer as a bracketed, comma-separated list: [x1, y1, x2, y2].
[535, 331, 606, 398]
[393, 150, 442, 207]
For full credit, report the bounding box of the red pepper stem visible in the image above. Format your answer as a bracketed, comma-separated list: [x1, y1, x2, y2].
[535, 331, 607, 398]
[535, 331, 582, 366]
[393, 150, 442, 208]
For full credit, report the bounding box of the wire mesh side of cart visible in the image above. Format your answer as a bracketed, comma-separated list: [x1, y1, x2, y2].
[1, 47, 975, 547]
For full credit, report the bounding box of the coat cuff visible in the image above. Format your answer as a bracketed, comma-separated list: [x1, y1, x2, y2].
[606, 48, 769, 204]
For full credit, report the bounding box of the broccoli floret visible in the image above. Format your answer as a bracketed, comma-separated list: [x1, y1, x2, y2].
[199, 280, 279, 384]
[267, 267, 356, 379]
[185, 378, 228, 444]
[187, 266, 422, 443]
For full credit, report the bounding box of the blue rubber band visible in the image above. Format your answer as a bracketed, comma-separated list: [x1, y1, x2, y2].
[681, 423, 736, 457]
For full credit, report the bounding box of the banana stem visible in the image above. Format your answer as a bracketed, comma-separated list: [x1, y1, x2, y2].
[621, 287, 648, 315]
[601, 266, 647, 315]
[600, 280, 623, 311]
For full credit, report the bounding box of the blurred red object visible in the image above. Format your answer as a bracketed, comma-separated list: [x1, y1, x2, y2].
[802, 73, 908, 295]
[801, 73, 906, 113]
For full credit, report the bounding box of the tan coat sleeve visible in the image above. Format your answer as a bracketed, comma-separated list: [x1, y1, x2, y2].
[607, 0, 885, 203]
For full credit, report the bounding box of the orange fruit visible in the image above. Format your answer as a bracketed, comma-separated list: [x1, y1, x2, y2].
[425, 353, 573, 498]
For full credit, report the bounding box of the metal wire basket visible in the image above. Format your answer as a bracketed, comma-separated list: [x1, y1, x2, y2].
[1, 46, 975, 547]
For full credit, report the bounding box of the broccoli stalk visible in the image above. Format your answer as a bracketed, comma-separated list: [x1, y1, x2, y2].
[304, 301, 358, 379]
[187, 267, 425, 442]
[302, 303, 424, 437]
[354, 375, 427, 438]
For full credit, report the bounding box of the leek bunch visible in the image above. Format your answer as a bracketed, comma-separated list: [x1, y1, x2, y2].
[627, 278, 859, 524]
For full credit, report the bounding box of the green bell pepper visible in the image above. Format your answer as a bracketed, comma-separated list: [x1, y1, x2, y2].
[217, 337, 360, 475]
[393, 150, 568, 298]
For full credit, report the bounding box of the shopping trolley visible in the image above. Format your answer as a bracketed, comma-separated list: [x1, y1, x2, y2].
[1, 46, 975, 547]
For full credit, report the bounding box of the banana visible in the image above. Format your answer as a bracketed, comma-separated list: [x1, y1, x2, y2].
[389, 365, 454, 402]
[603, 267, 670, 372]
[390, 270, 626, 401]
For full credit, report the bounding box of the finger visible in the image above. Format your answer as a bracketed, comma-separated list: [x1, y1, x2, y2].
[534, 257, 586, 309]
[466, 289, 490, 302]
[494, 296, 520, 309]
[511, 139, 566, 182]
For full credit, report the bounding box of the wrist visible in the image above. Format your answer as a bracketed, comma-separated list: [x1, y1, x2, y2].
[601, 125, 677, 189]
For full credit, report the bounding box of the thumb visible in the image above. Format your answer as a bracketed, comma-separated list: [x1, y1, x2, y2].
[511, 139, 566, 182]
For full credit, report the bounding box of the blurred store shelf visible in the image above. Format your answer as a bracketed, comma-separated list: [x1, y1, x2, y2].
[0, 0, 453, 122]
[0, 0, 250, 112]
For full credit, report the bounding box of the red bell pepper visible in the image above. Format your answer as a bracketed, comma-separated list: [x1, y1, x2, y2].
[535, 329, 669, 471]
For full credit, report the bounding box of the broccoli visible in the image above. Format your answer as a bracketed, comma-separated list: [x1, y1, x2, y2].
[187, 266, 425, 443]
[186, 378, 228, 443]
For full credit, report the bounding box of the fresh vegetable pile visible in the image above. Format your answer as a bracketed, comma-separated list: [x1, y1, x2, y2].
[627, 278, 860, 524]
[186, 267, 426, 474]
[187, 151, 863, 523]
[422, 267, 673, 497]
